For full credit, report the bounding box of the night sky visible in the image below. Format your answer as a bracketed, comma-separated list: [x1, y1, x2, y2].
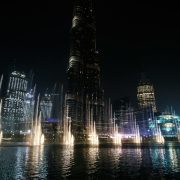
[0, 2, 180, 113]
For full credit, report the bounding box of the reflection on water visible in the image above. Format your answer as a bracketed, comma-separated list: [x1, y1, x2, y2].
[1, 145, 180, 179]
[61, 147, 74, 177]
[85, 147, 99, 175]
[168, 148, 179, 171]
[25, 146, 47, 179]
[150, 148, 166, 178]
[100, 148, 122, 178]
[14, 147, 29, 179]
[118, 148, 142, 178]
[150, 147, 180, 178]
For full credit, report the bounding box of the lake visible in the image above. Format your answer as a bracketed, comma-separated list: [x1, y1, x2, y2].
[0, 144, 180, 179]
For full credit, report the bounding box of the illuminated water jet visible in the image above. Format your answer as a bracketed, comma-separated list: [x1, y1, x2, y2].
[0, 100, 3, 144]
[0, 131, 2, 145]
[63, 107, 74, 146]
[134, 120, 141, 144]
[176, 121, 180, 142]
[0, 75, 3, 144]
[154, 121, 164, 144]
[88, 121, 99, 146]
[30, 95, 45, 146]
[87, 106, 99, 146]
[111, 117, 121, 145]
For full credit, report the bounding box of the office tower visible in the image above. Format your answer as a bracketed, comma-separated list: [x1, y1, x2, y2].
[51, 84, 63, 122]
[40, 85, 63, 142]
[40, 92, 53, 122]
[135, 106, 154, 137]
[24, 88, 35, 133]
[2, 71, 28, 135]
[113, 97, 135, 135]
[137, 73, 157, 112]
[65, 0, 104, 138]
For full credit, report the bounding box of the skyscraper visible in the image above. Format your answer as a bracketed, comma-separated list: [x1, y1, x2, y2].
[40, 85, 63, 123]
[113, 97, 135, 136]
[40, 85, 63, 142]
[137, 73, 157, 112]
[2, 71, 28, 135]
[40, 93, 52, 122]
[51, 84, 63, 123]
[65, 0, 104, 139]
[24, 88, 35, 132]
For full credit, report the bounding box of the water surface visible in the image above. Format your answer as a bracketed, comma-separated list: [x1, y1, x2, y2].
[1, 145, 180, 179]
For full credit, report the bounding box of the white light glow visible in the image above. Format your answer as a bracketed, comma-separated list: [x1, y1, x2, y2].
[63, 107, 74, 146]
[30, 96, 45, 146]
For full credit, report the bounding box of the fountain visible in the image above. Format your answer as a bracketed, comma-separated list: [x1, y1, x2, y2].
[30, 95, 45, 146]
[87, 107, 99, 146]
[111, 115, 121, 145]
[0, 75, 3, 144]
[0, 131, 2, 144]
[176, 121, 180, 142]
[154, 121, 164, 144]
[0, 100, 3, 145]
[133, 119, 141, 144]
[88, 120, 99, 146]
[63, 106, 74, 146]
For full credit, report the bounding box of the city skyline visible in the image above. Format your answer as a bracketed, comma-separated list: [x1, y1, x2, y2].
[1, 2, 180, 179]
[0, 1, 180, 113]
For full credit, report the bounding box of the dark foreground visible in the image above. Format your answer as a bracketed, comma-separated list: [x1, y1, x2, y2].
[0, 143, 180, 179]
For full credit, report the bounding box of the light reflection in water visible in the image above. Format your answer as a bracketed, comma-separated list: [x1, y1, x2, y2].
[109, 148, 122, 177]
[14, 147, 29, 179]
[25, 146, 47, 179]
[86, 147, 99, 175]
[168, 148, 178, 171]
[149, 146, 180, 178]
[61, 146, 74, 178]
[150, 147, 166, 172]
[97, 147, 122, 178]
[150, 148, 164, 179]
[1, 145, 180, 179]
[119, 148, 142, 175]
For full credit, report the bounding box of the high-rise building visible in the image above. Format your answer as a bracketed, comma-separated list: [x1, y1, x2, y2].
[2, 71, 28, 135]
[51, 84, 63, 123]
[135, 106, 154, 137]
[24, 88, 35, 132]
[113, 97, 135, 136]
[137, 73, 157, 112]
[65, 0, 104, 138]
[40, 85, 63, 123]
[113, 97, 131, 126]
[40, 93, 53, 122]
[40, 85, 63, 143]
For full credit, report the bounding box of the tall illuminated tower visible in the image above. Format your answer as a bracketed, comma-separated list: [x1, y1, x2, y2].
[137, 73, 157, 112]
[65, 0, 104, 138]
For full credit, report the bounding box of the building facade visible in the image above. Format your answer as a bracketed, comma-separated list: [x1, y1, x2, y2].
[24, 88, 35, 133]
[137, 73, 157, 112]
[113, 97, 154, 139]
[151, 110, 180, 139]
[113, 97, 135, 136]
[65, 0, 104, 138]
[40, 93, 53, 122]
[2, 71, 28, 135]
[135, 106, 154, 138]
